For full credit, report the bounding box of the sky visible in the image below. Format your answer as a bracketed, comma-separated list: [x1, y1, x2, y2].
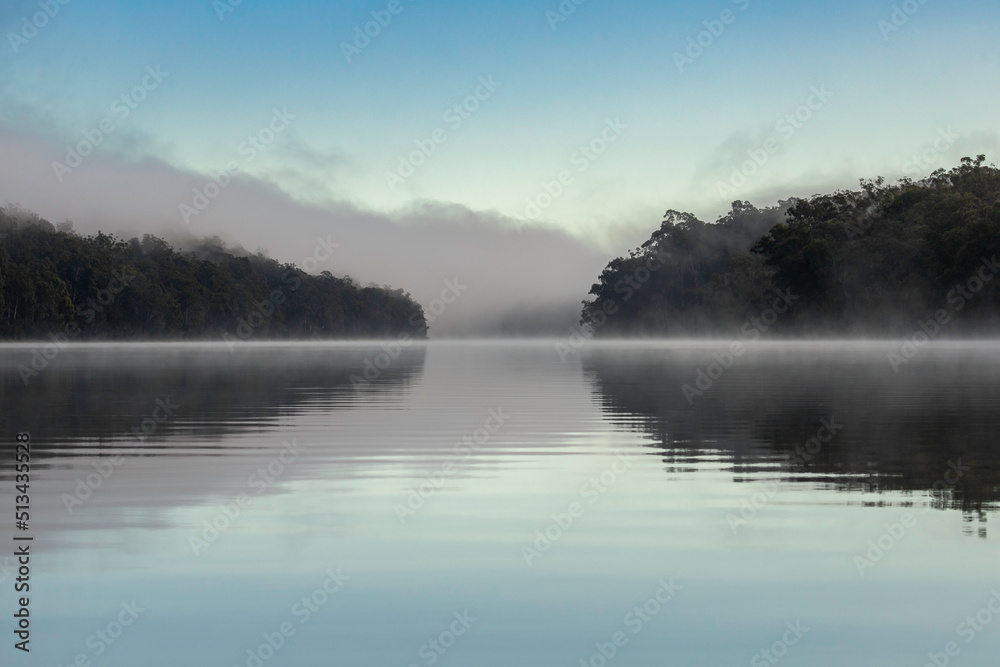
[1, 0, 999, 334]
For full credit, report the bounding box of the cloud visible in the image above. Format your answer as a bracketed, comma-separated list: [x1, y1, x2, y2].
[0, 129, 610, 337]
[272, 130, 352, 171]
[256, 129, 356, 202]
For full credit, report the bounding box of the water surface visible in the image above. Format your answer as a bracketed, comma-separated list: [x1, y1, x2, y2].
[1, 341, 998, 666]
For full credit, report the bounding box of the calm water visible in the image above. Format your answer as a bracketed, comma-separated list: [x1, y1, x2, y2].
[1, 341, 999, 666]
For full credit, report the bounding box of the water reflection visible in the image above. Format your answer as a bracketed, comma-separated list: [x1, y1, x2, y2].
[0, 343, 426, 536]
[0, 341, 998, 666]
[0, 343, 426, 461]
[583, 342, 1000, 524]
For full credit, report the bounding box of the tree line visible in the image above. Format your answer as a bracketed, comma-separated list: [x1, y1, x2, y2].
[0, 206, 427, 341]
[583, 156, 1000, 336]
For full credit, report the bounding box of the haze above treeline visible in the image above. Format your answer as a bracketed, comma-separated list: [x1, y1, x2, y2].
[2, 157, 998, 341]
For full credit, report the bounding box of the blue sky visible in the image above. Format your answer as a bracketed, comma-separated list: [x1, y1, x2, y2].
[2, 0, 1000, 337]
[3, 0, 998, 239]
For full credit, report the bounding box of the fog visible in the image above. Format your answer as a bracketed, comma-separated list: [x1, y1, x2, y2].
[0, 130, 620, 337]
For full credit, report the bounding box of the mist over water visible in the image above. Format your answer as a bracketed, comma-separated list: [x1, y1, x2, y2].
[1, 341, 998, 666]
[5, 0, 1000, 663]
[583, 340, 1000, 518]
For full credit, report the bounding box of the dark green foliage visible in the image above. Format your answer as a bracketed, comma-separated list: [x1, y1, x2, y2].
[582, 201, 790, 334]
[584, 157, 1000, 335]
[0, 207, 426, 340]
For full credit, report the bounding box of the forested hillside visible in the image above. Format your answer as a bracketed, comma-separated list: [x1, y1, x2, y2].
[0, 207, 427, 341]
[583, 156, 1000, 336]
